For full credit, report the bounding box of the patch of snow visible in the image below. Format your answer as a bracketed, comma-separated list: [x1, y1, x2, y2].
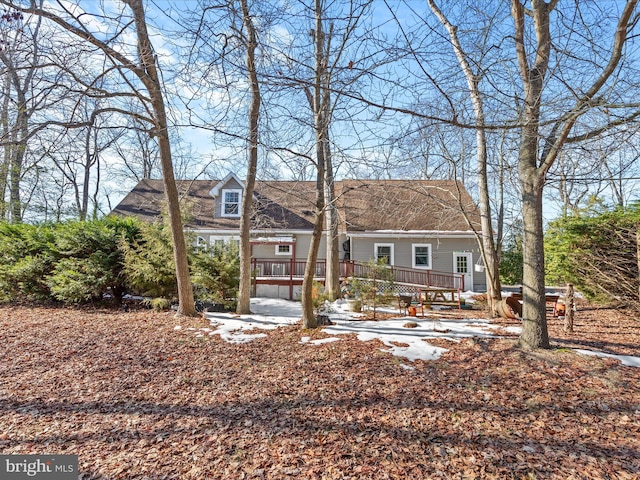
[203, 298, 300, 343]
[189, 297, 640, 368]
[575, 349, 640, 368]
[322, 318, 504, 362]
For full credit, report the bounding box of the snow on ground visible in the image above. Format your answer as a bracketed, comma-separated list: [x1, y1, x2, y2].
[180, 297, 640, 368]
[575, 349, 640, 368]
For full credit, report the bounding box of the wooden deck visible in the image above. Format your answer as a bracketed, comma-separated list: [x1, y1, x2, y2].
[251, 259, 464, 299]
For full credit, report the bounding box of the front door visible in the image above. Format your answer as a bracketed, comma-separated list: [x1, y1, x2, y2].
[453, 252, 473, 291]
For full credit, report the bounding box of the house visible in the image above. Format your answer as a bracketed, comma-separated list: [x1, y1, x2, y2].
[111, 173, 485, 299]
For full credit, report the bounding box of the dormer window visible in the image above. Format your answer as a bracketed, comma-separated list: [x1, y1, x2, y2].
[221, 189, 242, 217]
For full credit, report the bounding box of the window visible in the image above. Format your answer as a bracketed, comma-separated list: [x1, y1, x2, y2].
[221, 189, 242, 217]
[374, 243, 394, 265]
[209, 236, 239, 251]
[275, 244, 291, 256]
[195, 236, 207, 249]
[412, 244, 432, 269]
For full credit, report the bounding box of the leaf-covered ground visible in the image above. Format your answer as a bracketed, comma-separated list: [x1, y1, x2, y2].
[0, 303, 639, 479]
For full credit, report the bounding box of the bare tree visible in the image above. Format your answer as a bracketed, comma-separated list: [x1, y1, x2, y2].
[236, 0, 260, 315]
[1, 0, 198, 316]
[300, 0, 329, 329]
[380, 1, 640, 349]
[0, 5, 42, 222]
[427, 0, 503, 316]
[512, 0, 639, 349]
[112, 116, 160, 182]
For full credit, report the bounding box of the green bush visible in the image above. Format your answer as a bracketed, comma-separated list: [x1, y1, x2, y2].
[500, 239, 523, 285]
[545, 204, 640, 305]
[0, 223, 57, 302]
[190, 241, 240, 308]
[0, 215, 240, 307]
[0, 218, 140, 305]
[350, 258, 395, 318]
[142, 297, 172, 311]
[50, 218, 135, 304]
[120, 220, 177, 299]
[47, 257, 111, 304]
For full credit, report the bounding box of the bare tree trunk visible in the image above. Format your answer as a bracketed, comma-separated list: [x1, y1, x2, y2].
[0, 75, 9, 219]
[428, 0, 502, 315]
[512, 0, 554, 349]
[637, 228, 640, 302]
[323, 109, 340, 301]
[1, 2, 45, 223]
[79, 125, 97, 221]
[512, 0, 638, 348]
[519, 169, 550, 348]
[301, 0, 328, 329]
[236, 0, 260, 315]
[123, 0, 196, 317]
[9, 89, 26, 222]
[564, 283, 574, 333]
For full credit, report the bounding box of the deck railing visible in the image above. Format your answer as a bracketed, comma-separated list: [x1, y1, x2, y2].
[252, 258, 463, 290]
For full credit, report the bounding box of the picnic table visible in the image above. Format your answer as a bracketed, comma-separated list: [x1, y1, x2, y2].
[420, 288, 461, 309]
[509, 292, 562, 317]
[398, 288, 461, 316]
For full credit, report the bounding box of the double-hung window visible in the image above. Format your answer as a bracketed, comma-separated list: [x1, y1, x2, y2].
[374, 243, 394, 265]
[221, 189, 241, 217]
[412, 244, 432, 269]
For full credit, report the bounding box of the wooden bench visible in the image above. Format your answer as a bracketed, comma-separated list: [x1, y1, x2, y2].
[509, 293, 562, 317]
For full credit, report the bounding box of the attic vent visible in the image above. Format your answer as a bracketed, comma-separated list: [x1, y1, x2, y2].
[302, 210, 313, 216]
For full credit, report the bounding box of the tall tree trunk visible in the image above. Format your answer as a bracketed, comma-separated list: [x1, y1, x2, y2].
[428, 0, 502, 314]
[301, 0, 327, 329]
[636, 228, 640, 302]
[323, 112, 340, 301]
[236, 0, 260, 315]
[79, 125, 95, 221]
[9, 89, 27, 223]
[123, 0, 196, 317]
[1, 3, 43, 223]
[511, 0, 637, 348]
[519, 168, 550, 348]
[0, 75, 9, 219]
[511, 0, 552, 349]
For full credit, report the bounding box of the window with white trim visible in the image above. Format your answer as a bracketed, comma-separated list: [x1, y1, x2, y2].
[221, 189, 242, 217]
[195, 236, 207, 249]
[275, 244, 292, 256]
[209, 236, 239, 250]
[374, 243, 394, 265]
[412, 244, 432, 269]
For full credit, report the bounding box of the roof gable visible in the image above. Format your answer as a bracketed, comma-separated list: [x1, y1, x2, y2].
[209, 172, 244, 198]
